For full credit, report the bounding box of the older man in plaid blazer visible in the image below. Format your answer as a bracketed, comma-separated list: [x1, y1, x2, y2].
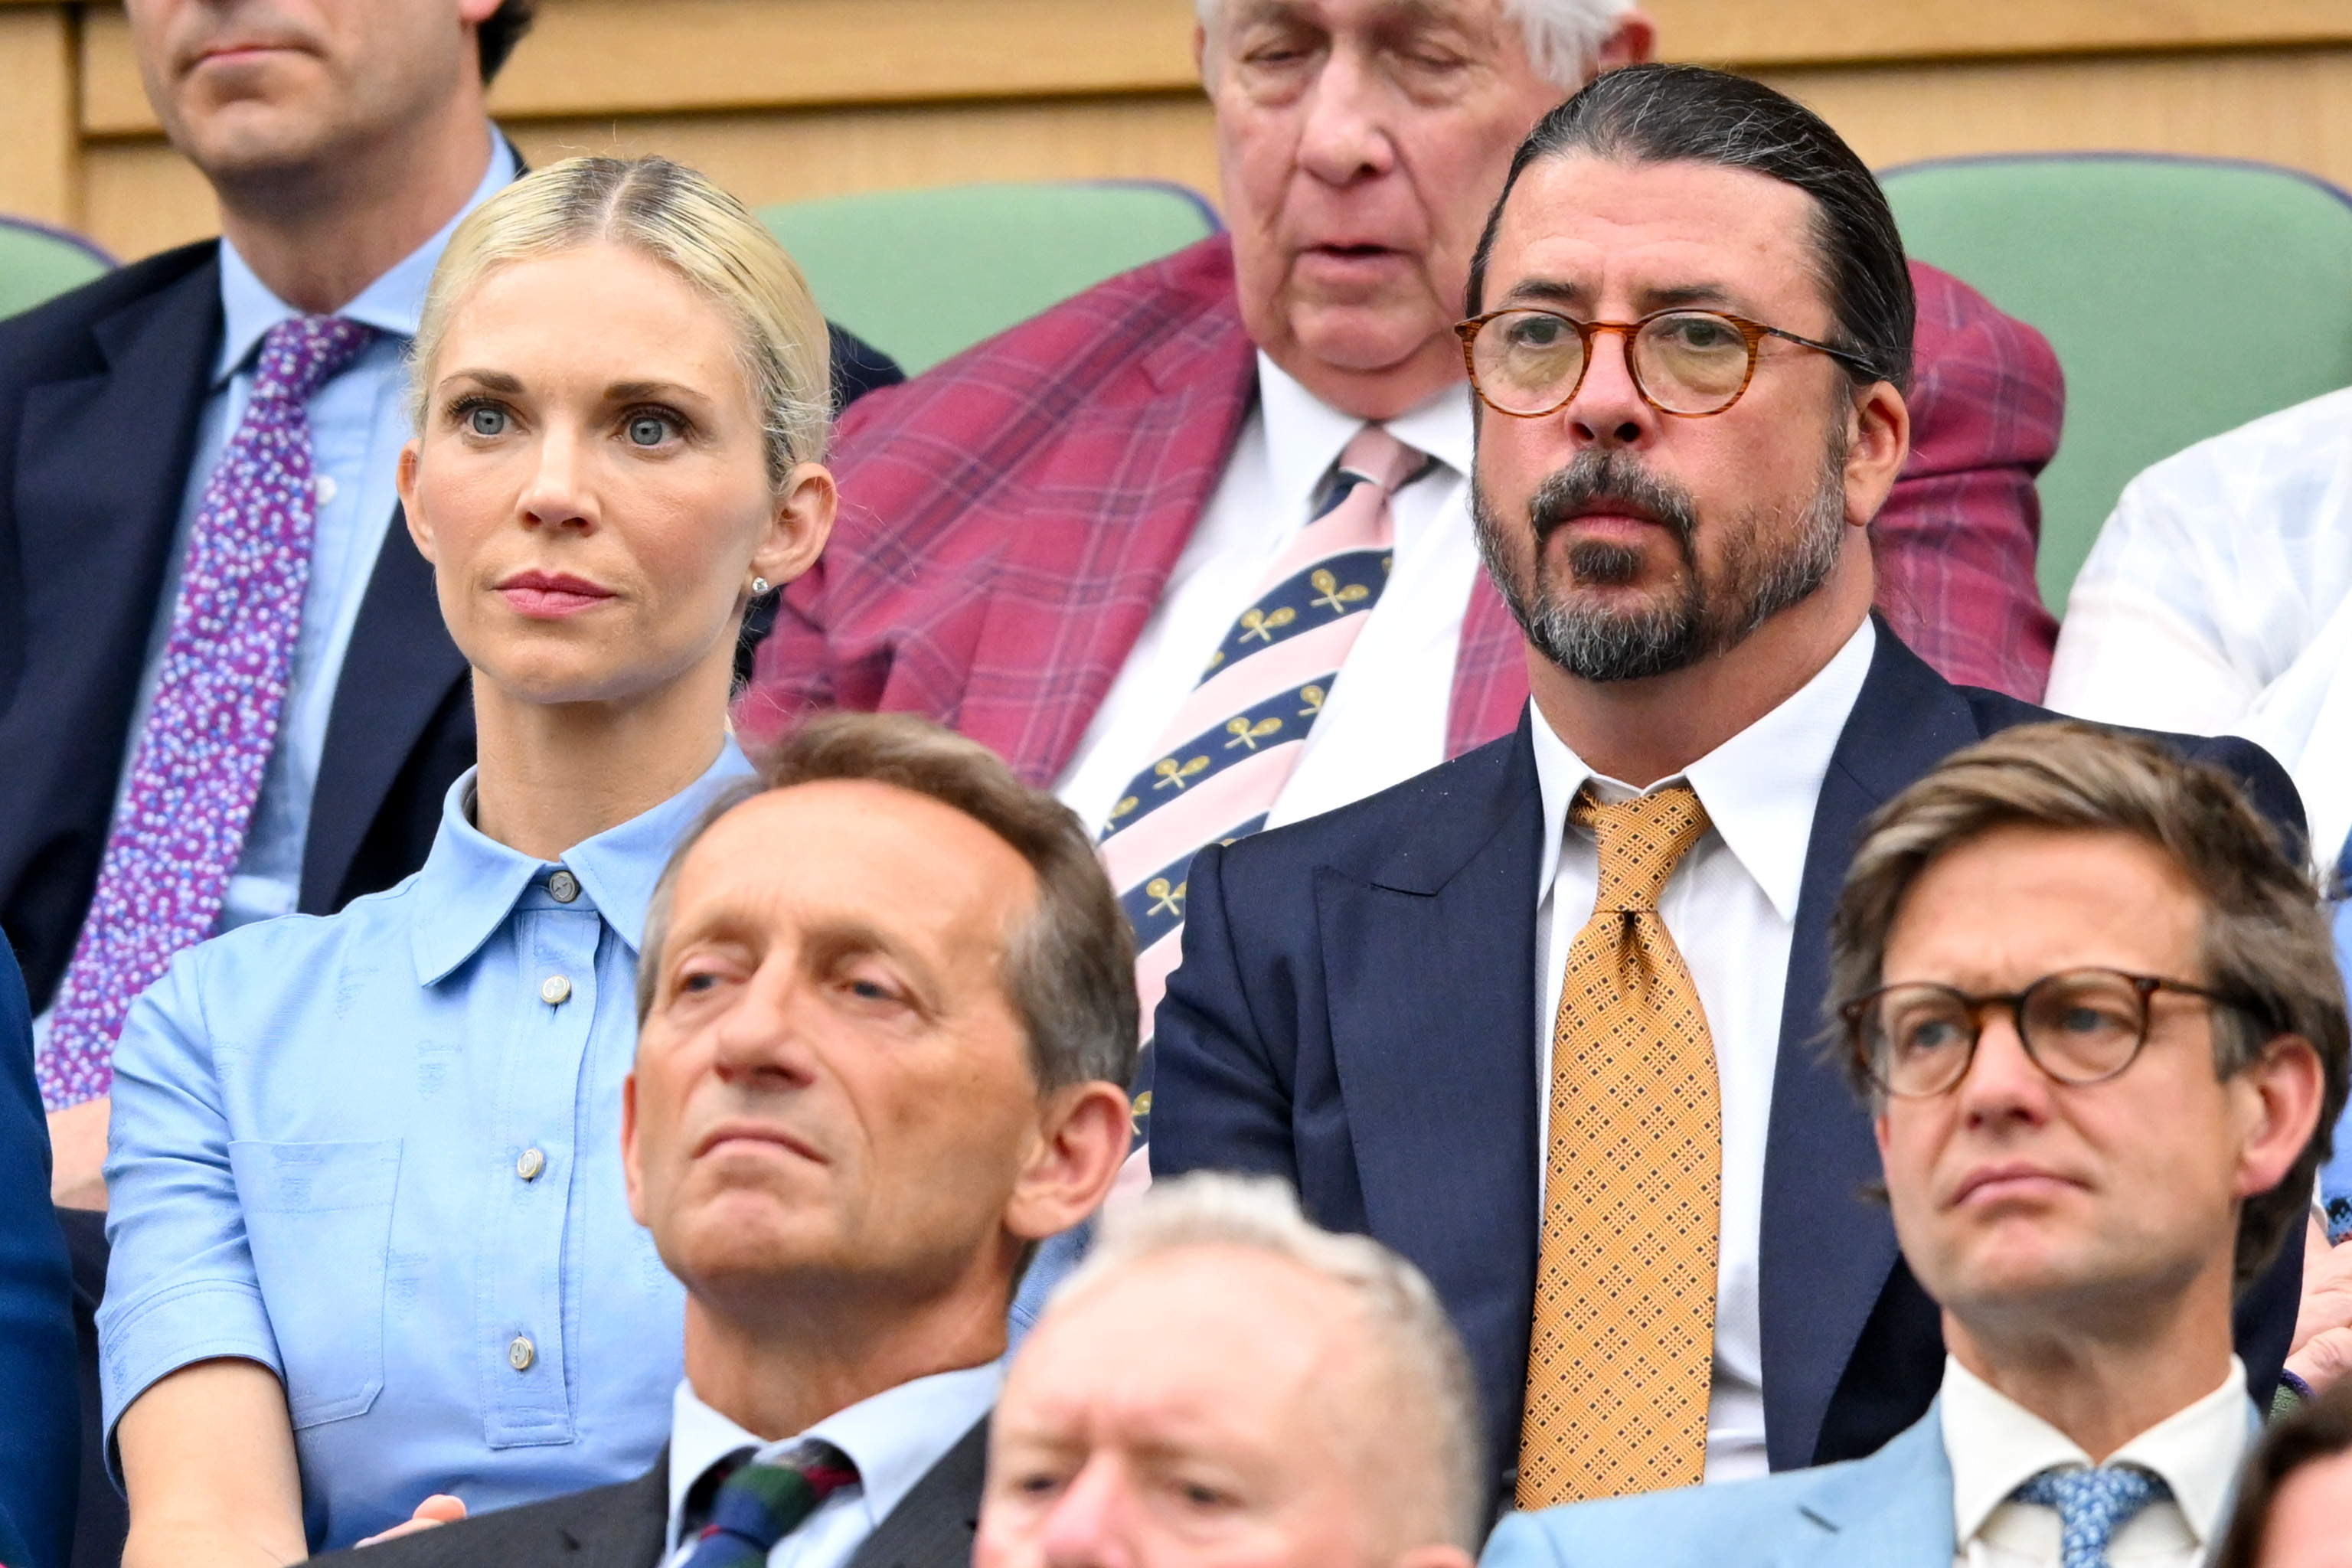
[740, 0, 2064, 1079]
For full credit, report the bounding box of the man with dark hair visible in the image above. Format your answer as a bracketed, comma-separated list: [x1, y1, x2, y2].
[320, 713, 1134, 1568]
[1485, 721, 2344, 1566]
[1151, 63, 2308, 1512]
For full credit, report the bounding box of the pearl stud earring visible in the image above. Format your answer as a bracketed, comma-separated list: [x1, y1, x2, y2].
[750, 577, 770, 595]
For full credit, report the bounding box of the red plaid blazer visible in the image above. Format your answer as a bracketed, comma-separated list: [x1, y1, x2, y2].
[742, 236, 2063, 782]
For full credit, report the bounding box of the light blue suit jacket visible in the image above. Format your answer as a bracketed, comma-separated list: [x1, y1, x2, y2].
[1481, 1409, 1959, 1568]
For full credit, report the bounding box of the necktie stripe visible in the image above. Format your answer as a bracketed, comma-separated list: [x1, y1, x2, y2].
[1101, 681, 1331, 849]
[1196, 547, 1393, 676]
[681, 1439, 860, 1568]
[1100, 743, 1292, 890]
[1518, 784, 1720, 1507]
[1165, 617, 1360, 755]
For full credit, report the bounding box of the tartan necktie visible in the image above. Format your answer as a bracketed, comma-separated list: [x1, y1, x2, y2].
[2011, 1465, 2172, 1568]
[681, 1438, 861, 1568]
[39, 315, 375, 1112]
[1100, 423, 1427, 1124]
[1518, 782, 1720, 1507]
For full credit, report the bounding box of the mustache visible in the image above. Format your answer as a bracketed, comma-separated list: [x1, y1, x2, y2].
[1527, 451, 1701, 549]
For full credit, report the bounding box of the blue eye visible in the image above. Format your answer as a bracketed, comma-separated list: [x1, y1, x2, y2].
[627, 414, 671, 447]
[467, 405, 507, 436]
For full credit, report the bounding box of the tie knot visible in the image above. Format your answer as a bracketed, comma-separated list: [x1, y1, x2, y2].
[253, 315, 376, 406]
[1573, 783, 1710, 913]
[2011, 1465, 2173, 1568]
[687, 1438, 861, 1567]
[1332, 423, 1428, 501]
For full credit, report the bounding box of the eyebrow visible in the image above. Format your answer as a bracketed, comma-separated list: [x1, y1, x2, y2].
[439, 368, 524, 394]
[606, 379, 712, 406]
[1498, 278, 1747, 315]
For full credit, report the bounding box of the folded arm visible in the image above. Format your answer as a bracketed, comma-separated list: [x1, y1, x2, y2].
[119, 1357, 306, 1568]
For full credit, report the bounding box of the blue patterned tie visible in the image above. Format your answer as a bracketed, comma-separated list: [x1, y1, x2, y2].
[681, 1438, 859, 1568]
[2011, 1465, 2172, 1568]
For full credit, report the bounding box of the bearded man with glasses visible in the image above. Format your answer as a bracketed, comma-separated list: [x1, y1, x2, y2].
[1151, 64, 2320, 1514]
[1484, 721, 2347, 1568]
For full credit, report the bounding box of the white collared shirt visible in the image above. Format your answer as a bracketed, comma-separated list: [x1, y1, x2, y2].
[1942, 1355, 2253, 1568]
[1528, 616, 1877, 1484]
[1053, 351, 1481, 831]
[662, 1361, 1003, 1568]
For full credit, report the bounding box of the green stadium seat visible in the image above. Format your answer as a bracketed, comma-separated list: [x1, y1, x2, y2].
[0, 214, 112, 322]
[760, 180, 1221, 376]
[1880, 154, 2352, 612]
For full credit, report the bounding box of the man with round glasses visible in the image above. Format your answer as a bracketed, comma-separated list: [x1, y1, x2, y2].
[1481, 720, 2346, 1567]
[1152, 64, 2314, 1511]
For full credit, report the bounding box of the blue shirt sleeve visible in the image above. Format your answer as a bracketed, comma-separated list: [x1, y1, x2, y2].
[0, 939, 80, 1568]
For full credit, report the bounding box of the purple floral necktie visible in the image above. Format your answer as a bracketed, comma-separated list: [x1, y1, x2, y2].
[38, 314, 375, 1111]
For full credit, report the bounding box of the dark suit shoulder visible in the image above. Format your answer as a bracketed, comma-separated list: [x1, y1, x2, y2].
[307, 1462, 668, 1568]
[847, 1415, 991, 1568]
[0, 239, 216, 379]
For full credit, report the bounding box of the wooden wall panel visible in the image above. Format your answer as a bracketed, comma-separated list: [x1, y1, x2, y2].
[0, 6, 77, 230]
[1648, 0, 2352, 65]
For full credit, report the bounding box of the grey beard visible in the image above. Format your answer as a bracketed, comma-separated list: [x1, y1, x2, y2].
[1472, 446, 1850, 684]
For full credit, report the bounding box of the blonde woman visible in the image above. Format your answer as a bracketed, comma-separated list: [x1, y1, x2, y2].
[100, 157, 837, 1563]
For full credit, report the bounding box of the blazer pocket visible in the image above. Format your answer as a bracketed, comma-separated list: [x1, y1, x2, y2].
[227, 1138, 402, 1429]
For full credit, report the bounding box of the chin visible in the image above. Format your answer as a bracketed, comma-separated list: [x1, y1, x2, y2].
[1286, 302, 1439, 377]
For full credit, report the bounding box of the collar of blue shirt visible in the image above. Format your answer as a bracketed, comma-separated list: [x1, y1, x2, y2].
[664, 1361, 1005, 1559]
[410, 737, 754, 985]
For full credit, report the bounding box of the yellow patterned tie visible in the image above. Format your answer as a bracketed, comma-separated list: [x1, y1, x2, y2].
[1517, 782, 1720, 1508]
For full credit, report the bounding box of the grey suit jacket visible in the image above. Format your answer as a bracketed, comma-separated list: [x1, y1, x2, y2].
[310, 1416, 991, 1568]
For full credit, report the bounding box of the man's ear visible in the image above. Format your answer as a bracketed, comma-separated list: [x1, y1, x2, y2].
[1595, 11, 1658, 71]
[1843, 381, 1912, 530]
[1006, 1083, 1133, 1244]
[2233, 1034, 2326, 1201]
[397, 442, 436, 562]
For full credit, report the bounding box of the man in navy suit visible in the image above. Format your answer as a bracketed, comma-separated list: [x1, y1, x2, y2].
[0, 937, 76, 1568]
[1483, 723, 2345, 1566]
[1149, 64, 2310, 1511]
[0, 0, 893, 1550]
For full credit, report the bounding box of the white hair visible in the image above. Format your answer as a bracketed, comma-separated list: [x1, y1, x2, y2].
[1051, 1173, 1486, 1550]
[1193, 0, 1636, 89]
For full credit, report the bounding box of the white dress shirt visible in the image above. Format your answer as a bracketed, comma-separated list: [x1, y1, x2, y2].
[1053, 351, 1481, 831]
[662, 1361, 1003, 1568]
[2047, 386, 2352, 861]
[1942, 1355, 2253, 1568]
[1528, 617, 1877, 1484]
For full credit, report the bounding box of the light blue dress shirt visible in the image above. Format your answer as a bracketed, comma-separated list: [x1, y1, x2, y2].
[100, 740, 753, 1550]
[119, 130, 519, 937]
[662, 1363, 1003, 1567]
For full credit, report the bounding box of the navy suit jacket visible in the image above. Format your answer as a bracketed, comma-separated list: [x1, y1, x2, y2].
[0, 939, 77, 1568]
[1151, 625, 2308, 1502]
[0, 239, 899, 1011]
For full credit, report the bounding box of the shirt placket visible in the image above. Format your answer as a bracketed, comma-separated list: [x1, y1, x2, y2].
[481, 888, 602, 1446]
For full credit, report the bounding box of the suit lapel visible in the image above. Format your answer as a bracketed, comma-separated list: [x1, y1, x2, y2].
[299, 501, 469, 912]
[1759, 627, 1984, 1469]
[844, 1416, 991, 1568]
[1, 253, 221, 1003]
[1315, 721, 1545, 1475]
[554, 1449, 669, 1567]
[1796, 1408, 1958, 1566]
[954, 299, 1256, 783]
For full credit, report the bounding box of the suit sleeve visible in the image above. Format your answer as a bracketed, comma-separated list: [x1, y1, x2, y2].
[1148, 842, 1302, 1189]
[0, 941, 80, 1568]
[1872, 262, 2064, 704]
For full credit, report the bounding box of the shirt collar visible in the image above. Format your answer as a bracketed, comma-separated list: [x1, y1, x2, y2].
[1941, 1354, 2256, 1550]
[1253, 351, 1474, 515]
[665, 1361, 1004, 1554]
[408, 737, 754, 985]
[1529, 616, 1875, 923]
[212, 127, 520, 387]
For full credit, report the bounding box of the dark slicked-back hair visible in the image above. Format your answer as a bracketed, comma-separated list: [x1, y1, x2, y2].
[1466, 62, 1914, 394]
[479, 0, 536, 82]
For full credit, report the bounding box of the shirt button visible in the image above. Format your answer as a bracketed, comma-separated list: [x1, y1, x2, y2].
[547, 869, 580, 904]
[516, 1148, 546, 1181]
[314, 474, 338, 505]
[540, 975, 572, 1006]
[508, 1335, 535, 1371]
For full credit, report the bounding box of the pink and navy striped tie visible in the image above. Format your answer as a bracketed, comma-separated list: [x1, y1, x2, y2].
[1102, 423, 1427, 1119]
[38, 314, 374, 1111]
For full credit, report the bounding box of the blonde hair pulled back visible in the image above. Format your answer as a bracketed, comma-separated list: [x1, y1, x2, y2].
[408, 155, 831, 486]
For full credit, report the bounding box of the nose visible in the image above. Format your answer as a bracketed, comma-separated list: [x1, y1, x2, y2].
[514, 422, 596, 534]
[1294, 41, 1395, 188]
[708, 963, 818, 1092]
[1953, 1011, 2053, 1132]
[1036, 1457, 1136, 1568]
[1561, 327, 1655, 450]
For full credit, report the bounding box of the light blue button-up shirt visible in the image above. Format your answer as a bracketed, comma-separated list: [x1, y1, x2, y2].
[100, 740, 753, 1550]
[119, 130, 518, 936]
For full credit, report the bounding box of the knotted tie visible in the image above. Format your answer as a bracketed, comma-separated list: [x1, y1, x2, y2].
[1099, 423, 1428, 1128]
[39, 315, 375, 1110]
[681, 1439, 861, 1568]
[2011, 1464, 2173, 1568]
[1518, 783, 1720, 1507]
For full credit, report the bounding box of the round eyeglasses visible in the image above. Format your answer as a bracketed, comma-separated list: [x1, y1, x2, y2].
[1840, 967, 2249, 1100]
[1453, 307, 1880, 419]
